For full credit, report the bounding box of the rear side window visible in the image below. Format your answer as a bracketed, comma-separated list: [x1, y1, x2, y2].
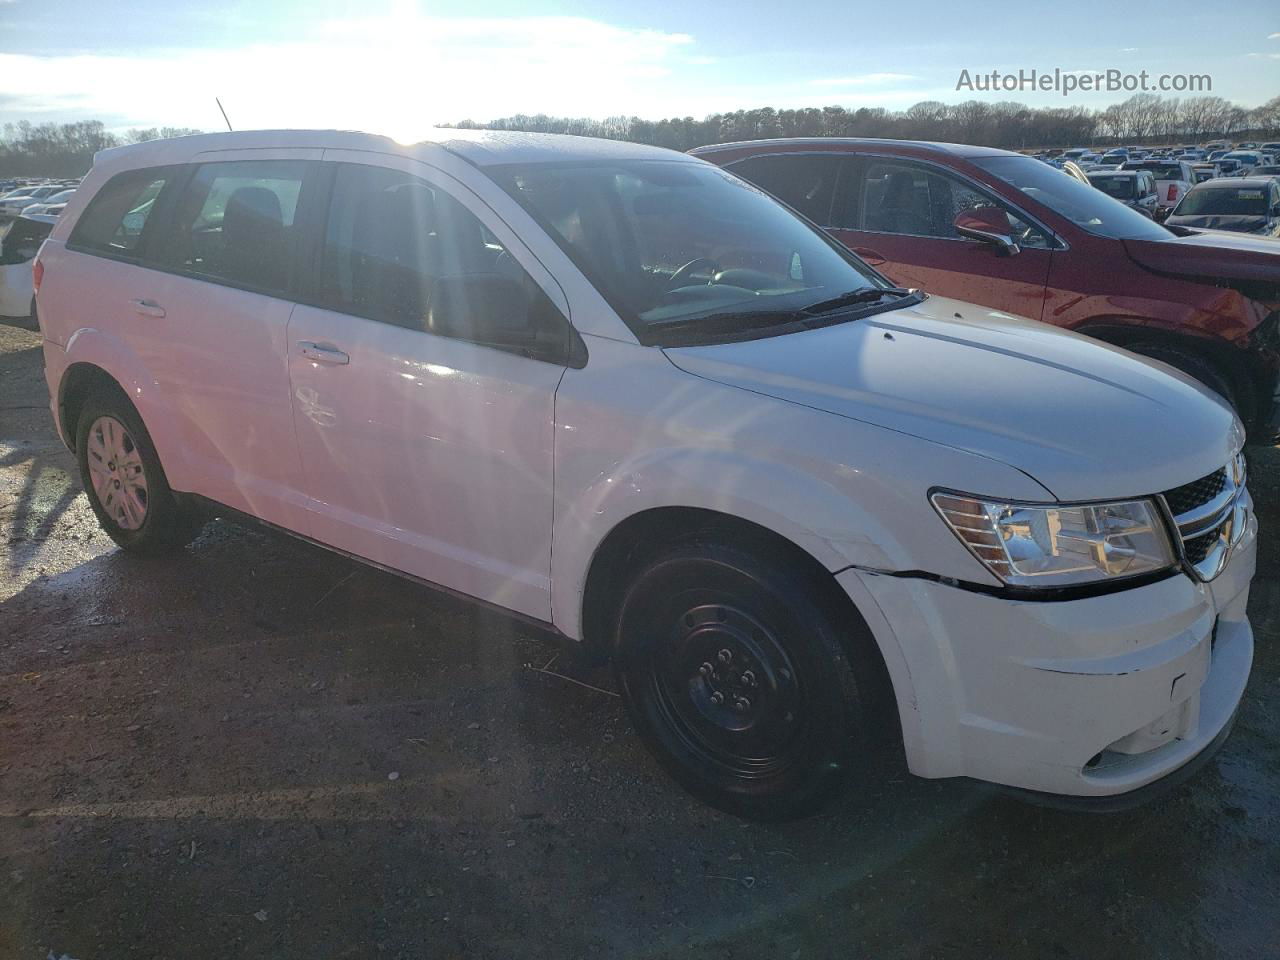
[157, 160, 308, 294]
[68, 169, 169, 258]
[727, 155, 841, 225]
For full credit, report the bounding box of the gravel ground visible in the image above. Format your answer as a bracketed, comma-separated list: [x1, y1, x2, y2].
[1, 321, 1277, 959]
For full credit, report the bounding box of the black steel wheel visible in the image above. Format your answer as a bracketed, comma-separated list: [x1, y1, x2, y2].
[615, 538, 879, 820]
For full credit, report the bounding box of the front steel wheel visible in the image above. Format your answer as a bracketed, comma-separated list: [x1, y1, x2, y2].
[615, 538, 881, 820]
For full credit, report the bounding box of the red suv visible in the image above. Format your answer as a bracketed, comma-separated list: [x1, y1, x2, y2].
[693, 139, 1280, 440]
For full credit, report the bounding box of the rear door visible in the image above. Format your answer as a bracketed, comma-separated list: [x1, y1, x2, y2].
[827, 156, 1054, 320]
[136, 151, 320, 533]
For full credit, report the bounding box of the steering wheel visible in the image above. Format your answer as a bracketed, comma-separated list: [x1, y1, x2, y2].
[667, 258, 721, 289]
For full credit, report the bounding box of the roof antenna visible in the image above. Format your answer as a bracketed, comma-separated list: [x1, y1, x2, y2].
[216, 97, 233, 132]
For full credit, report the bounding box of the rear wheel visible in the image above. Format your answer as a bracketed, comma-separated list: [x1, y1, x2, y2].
[76, 388, 201, 554]
[614, 539, 880, 820]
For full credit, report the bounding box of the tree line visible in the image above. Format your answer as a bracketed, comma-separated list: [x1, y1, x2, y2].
[0, 121, 203, 178]
[3, 93, 1278, 177]
[450, 94, 1280, 153]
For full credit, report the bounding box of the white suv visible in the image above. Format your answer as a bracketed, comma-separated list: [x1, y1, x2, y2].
[35, 130, 1256, 819]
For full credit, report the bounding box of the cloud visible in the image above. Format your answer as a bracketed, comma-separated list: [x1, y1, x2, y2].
[1121, 47, 1138, 52]
[1269, 32, 1280, 39]
[810, 73, 918, 87]
[0, 13, 704, 137]
[1246, 52, 1280, 59]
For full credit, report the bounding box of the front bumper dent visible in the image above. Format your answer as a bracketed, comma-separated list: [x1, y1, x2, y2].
[840, 513, 1256, 800]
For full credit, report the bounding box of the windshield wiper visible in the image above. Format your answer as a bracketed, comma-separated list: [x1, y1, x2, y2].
[801, 286, 914, 316]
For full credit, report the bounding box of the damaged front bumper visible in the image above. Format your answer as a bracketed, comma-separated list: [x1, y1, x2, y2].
[839, 510, 1257, 802]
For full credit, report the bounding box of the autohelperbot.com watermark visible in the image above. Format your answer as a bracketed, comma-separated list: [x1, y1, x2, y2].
[956, 68, 1212, 97]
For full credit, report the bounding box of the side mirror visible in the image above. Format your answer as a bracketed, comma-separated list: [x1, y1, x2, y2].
[953, 205, 1020, 256]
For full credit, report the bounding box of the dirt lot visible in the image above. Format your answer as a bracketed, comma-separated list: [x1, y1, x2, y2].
[0, 320, 1277, 959]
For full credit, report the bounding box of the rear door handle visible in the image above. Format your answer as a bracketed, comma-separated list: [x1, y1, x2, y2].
[298, 341, 350, 365]
[851, 247, 887, 266]
[129, 298, 166, 318]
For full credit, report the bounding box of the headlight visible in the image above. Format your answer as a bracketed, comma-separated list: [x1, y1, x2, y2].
[931, 492, 1177, 588]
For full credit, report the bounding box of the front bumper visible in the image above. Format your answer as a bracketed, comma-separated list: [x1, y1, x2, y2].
[841, 510, 1256, 799]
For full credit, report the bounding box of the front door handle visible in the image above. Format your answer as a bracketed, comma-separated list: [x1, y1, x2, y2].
[298, 341, 350, 365]
[129, 298, 166, 318]
[851, 247, 887, 266]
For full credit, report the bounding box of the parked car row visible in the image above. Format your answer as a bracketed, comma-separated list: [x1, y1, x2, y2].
[0, 178, 79, 220]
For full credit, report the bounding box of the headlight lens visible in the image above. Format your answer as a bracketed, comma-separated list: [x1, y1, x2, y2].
[931, 492, 1177, 588]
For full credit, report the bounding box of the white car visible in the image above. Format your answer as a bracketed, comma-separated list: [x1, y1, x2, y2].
[0, 184, 68, 218]
[34, 130, 1256, 819]
[1122, 159, 1196, 210]
[0, 215, 51, 318]
[22, 188, 75, 218]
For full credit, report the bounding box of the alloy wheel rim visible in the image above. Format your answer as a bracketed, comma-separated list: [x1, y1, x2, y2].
[86, 415, 148, 530]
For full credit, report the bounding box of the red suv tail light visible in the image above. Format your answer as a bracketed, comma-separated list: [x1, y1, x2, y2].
[32, 257, 44, 295]
[1167, 184, 1179, 203]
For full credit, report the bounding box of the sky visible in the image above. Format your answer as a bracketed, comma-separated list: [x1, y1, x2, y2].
[1, 0, 1277, 139]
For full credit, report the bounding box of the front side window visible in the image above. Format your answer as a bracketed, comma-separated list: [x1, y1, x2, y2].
[318, 163, 566, 354]
[844, 161, 1051, 249]
[725, 154, 841, 224]
[158, 160, 307, 293]
[68, 169, 169, 258]
[496, 160, 898, 344]
[975, 155, 1173, 241]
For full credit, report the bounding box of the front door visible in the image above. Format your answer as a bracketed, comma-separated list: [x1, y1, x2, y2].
[828, 157, 1054, 322]
[286, 157, 571, 620]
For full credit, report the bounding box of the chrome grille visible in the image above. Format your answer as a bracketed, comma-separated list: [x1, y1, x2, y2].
[1160, 454, 1248, 581]
[1163, 468, 1226, 517]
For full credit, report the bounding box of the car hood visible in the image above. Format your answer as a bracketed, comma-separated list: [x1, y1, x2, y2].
[1165, 214, 1269, 234]
[1122, 227, 1280, 283]
[664, 296, 1240, 502]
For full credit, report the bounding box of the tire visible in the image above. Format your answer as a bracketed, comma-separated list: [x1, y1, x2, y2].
[613, 538, 880, 820]
[75, 387, 201, 554]
[1127, 341, 1237, 411]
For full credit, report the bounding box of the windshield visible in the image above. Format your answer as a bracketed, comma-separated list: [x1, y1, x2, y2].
[1224, 152, 1259, 162]
[975, 155, 1172, 240]
[495, 160, 897, 343]
[1090, 175, 1136, 199]
[1174, 186, 1270, 216]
